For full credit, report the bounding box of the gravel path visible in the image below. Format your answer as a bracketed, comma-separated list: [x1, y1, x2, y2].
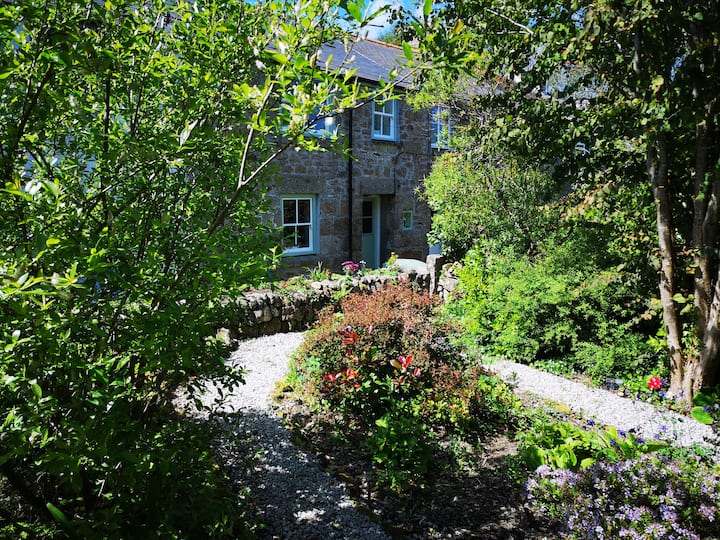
[186, 332, 390, 540]
[488, 359, 719, 451]
[181, 332, 719, 539]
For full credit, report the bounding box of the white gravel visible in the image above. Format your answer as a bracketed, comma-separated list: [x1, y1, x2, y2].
[488, 359, 720, 452]
[182, 331, 390, 540]
[179, 332, 719, 538]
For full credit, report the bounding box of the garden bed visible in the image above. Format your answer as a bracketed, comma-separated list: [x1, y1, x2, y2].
[275, 280, 720, 539]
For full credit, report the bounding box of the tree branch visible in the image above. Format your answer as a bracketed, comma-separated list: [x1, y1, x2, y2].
[486, 8, 533, 36]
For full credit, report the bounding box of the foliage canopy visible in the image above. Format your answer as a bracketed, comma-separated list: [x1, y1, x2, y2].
[404, 0, 720, 399]
[0, 0, 404, 535]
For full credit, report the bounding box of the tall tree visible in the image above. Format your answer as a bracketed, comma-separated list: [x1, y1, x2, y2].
[407, 1, 720, 401]
[0, 0, 404, 535]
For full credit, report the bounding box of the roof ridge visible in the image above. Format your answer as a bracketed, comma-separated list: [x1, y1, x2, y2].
[361, 37, 404, 51]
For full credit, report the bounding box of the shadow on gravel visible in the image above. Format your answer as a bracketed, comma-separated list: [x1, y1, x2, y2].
[212, 409, 390, 540]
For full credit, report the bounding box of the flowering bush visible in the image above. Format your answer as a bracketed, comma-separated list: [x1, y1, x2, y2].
[289, 281, 522, 492]
[647, 375, 663, 391]
[525, 453, 720, 539]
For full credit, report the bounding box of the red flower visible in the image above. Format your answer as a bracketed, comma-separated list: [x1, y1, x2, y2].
[647, 376, 663, 391]
[323, 372, 341, 383]
[413, 367, 421, 378]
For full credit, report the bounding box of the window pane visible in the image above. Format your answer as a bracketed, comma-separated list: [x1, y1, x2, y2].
[296, 225, 310, 248]
[297, 199, 311, 223]
[382, 120, 391, 137]
[373, 115, 381, 132]
[283, 200, 296, 224]
[283, 225, 297, 247]
[362, 217, 373, 234]
[362, 200, 373, 234]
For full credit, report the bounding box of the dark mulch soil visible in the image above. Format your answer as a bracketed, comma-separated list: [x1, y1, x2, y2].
[275, 393, 557, 540]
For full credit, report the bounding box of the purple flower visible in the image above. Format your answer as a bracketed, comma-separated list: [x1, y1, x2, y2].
[659, 504, 678, 522]
[699, 504, 716, 522]
[645, 524, 668, 536]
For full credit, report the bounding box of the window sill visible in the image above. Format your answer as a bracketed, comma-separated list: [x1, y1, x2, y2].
[371, 136, 399, 143]
[282, 249, 316, 257]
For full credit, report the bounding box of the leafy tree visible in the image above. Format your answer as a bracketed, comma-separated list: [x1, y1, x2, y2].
[0, 0, 406, 535]
[406, 1, 720, 401]
[420, 145, 558, 259]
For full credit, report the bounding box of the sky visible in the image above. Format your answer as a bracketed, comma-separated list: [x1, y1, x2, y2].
[363, 0, 421, 39]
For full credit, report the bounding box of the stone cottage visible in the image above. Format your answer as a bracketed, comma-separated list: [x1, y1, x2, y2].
[268, 38, 452, 276]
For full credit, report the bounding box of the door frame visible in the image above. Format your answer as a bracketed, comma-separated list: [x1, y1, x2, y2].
[361, 196, 380, 268]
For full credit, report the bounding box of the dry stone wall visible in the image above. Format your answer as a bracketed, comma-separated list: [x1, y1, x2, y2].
[221, 256, 458, 340]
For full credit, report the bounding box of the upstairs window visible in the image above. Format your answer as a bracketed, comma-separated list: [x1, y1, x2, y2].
[307, 102, 336, 137]
[282, 196, 316, 255]
[372, 100, 397, 141]
[431, 105, 453, 149]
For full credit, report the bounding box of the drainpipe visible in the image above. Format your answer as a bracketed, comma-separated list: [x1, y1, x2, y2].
[347, 108, 354, 262]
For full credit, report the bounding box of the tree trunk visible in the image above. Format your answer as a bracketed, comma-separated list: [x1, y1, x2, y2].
[692, 120, 713, 333]
[685, 269, 720, 398]
[649, 132, 686, 398]
[687, 116, 720, 398]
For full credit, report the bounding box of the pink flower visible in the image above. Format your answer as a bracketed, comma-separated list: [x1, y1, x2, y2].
[647, 376, 663, 391]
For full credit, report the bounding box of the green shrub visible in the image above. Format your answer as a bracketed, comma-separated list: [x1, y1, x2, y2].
[423, 365, 522, 437]
[366, 402, 432, 492]
[420, 147, 558, 259]
[453, 230, 662, 381]
[518, 420, 667, 471]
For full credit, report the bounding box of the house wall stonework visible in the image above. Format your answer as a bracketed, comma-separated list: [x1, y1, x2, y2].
[269, 92, 435, 277]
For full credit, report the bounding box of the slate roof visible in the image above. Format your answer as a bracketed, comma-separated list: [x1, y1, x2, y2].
[319, 38, 416, 88]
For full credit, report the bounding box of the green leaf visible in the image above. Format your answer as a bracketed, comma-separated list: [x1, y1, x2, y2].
[693, 391, 714, 406]
[0, 65, 16, 79]
[42, 179, 60, 198]
[423, 0, 432, 18]
[651, 75, 664, 92]
[691, 406, 714, 425]
[31, 381, 42, 399]
[46, 238, 60, 247]
[46, 502, 70, 526]
[402, 41, 413, 63]
[179, 119, 198, 146]
[346, 1, 362, 22]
